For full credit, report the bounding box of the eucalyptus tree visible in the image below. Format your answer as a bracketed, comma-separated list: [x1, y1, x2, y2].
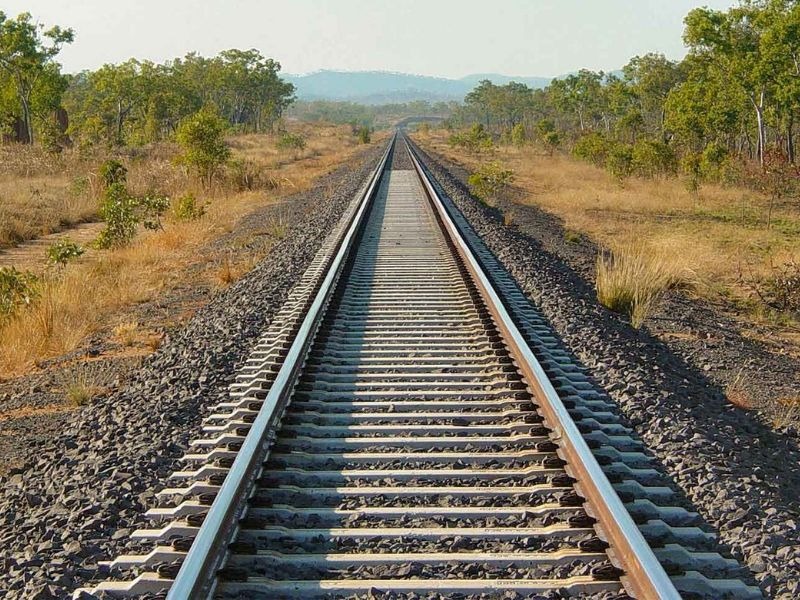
[0, 11, 73, 144]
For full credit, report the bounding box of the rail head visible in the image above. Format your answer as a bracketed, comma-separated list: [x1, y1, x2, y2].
[405, 136, 681, 600]
[165, 137, 395, 600]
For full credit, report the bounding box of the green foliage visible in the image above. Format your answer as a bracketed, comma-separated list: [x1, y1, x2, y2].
[46, 238, 85, 266]
[510, 123, 526, 146]
[0, 12, 74, 145]
[467, 162, 514, 204]
[573, 132, 609, 166]
[355, 125, 371, 144]
[0, 267, 38, 318]
[95, 178, 170, 247]
[95, 182, 139, 248]
[173, 193, 205, 221]
[681, 151, 703, 195]
[606, 143, 634, 182]
[449, 124, 493, 153]
[99, 159, 128, 188]
[276, 132, 306, 150]
[176, 107, 231, 185]
[63, 49, 295, 146]
[631, 139, 677, 178]
[700, 142, 732, 182]
[138, 193, 170, 231]
[542, 131, 561, 153]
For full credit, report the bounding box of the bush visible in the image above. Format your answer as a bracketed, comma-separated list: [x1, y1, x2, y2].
[606, 143, 634, 182]
[99, 159, 127, 188]
[356, 126, 372, 144]
[700, 142, 731, 182]
[0, 267, 38, 318]
[173, 193, 205, 221]
[46, 238, 85, 267]
[681, 151, 703, 195]
[276, 132, 306, 151]
[138, 193, 170, 231]
[631, 140, 677, 178]
[572, 132, 609, 166]
[510, 123, 526, 146]
[95, 182, 139, 248]
[176, 107, 231, 186]
[467, 162, 514, 204]
[542, 131, 560, 155]
[449, 124, 494, 153]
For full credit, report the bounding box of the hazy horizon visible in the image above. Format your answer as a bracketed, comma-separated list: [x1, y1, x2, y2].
[4, 0, 738, 77]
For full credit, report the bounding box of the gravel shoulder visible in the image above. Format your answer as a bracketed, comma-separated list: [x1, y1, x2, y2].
[413, 140, 800, 599]
[0, 144, 384, 599]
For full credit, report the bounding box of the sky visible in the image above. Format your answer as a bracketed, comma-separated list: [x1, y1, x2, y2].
[4, 0, 739, 78]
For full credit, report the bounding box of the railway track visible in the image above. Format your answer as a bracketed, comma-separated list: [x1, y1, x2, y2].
[83, 135, 759, 599]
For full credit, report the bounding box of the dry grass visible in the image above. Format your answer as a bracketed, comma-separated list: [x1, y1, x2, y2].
[420, 131, 800, 320]
[596, 243, 686, 327]
[0, 122, 377, 377]
[773, 397, 800, 428]
[59, 360, 110, 406]
[112, 321, 140, 347]
[211, 252, 256, 289]
[725, 368, 753, 409]
[0, 174, 99, 248]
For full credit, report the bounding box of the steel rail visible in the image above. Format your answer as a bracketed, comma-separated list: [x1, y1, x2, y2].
[165, 136, 395, 600]
[405, 136, 681, 600]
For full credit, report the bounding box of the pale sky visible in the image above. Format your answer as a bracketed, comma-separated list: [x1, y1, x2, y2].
[4, 0, 739, 77]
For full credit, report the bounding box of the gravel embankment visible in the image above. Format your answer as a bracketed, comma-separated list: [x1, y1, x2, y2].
[412, 141, 800, 599]
[0, 145, 384, 599]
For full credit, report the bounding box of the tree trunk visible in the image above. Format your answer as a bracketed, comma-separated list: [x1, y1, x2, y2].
[19, 95, 33, 145]
[752, 90, 766, 167]
[117, 100, 124, 144]
[788, 115, 795, 164]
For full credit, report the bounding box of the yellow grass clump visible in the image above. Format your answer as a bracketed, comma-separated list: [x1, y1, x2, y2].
[596, 244, 686, 328]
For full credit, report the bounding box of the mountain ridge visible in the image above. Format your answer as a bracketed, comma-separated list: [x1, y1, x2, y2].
[284, 70, 555, 104]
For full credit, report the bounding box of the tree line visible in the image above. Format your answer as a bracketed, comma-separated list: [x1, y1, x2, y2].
[448, 0, 800, 182]
[0, 11, 295, 149]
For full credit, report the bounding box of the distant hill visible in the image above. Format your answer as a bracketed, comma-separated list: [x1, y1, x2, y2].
[284, 70, 555, 104]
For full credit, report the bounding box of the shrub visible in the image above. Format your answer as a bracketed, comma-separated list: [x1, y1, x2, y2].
[99, 159, 128, 188]
[536, 119, 556, 137]
[173, 193, 205, 221]
[681, 151, 703, 195]
[0, 267, 38, 318]
[542, 131, 560, 155]
[510, 123, 526, 146]
[631, 140, 677, 178]
[572, 132, 609, 166]
[95, 182, 139, 248]
[276, 132, 306, 150]
[596, 244, 682, 328]
[467, 162, 514, 204]
[138, 193, 170, 231]
[356, 126, 372, 144]
[606, 143, 634, 182]
[700, 142, 730, 183]
[46, 238, 85, 267]
[176, 107, 231, 186]
[449, 124, 494, 153]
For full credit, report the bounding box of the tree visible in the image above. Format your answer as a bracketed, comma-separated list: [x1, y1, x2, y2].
[683, 4, 775, 165]
[622, 53, 683, 140]
[0, 12, 73, 144]
[176, 106, 231, 186]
